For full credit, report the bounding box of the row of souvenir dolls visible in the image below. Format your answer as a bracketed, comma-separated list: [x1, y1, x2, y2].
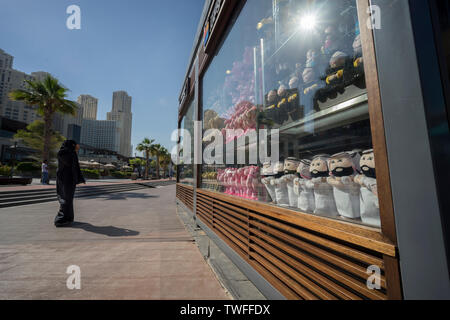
[262, 20, 365, 127]
[213, 149, 379, 227]
[263, 50, 365, 127]
[219, 46, 366, 131]
[203, 30, 365, 134]
[217, 166, 261, 201]
[260, 150, 380, 228]
[203, 24, 365, 133]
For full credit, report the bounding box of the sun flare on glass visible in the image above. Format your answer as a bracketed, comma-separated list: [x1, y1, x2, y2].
[300, 14, 317, 31]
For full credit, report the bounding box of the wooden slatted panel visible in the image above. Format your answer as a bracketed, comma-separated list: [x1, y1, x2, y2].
[176, 183, 194, 212]
[196, 189, 398, 300]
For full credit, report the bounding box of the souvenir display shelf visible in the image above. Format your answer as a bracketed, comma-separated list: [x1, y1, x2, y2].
[178, 0, 403, 300]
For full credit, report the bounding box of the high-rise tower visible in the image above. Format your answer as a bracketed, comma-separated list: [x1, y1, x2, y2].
[77, 94, 98, 120]
[0, 50, 39, 123]
[107, 91, 133, 157]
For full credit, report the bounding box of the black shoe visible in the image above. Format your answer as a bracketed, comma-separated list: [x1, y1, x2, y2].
[55, 221, 72, 228]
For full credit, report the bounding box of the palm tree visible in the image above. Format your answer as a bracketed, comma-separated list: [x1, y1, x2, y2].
[136, 138, 155, 180]
[129, 158, 145, 177]
[159, 147, 172, 178]
[9, 75, 78, 161]
[150, 143, 166, 180]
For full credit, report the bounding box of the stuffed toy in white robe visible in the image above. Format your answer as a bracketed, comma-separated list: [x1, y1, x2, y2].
[273, 161, 290, 207]
[293, 159, 315, 213]
[261, 162, 277, 204]
[309, 155, 338, 217]
[283, 157, 301, 208]
[355, 149, 380, 227]
[327, 152, 361, 219]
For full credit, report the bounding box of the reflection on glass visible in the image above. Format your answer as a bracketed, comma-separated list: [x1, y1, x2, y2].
[434, 0, 450, 80]
[179, 100, 195, 185]
[201, 0, 381, 228]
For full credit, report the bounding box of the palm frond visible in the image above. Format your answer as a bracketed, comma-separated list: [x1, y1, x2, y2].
[57, 100, 78, 116]
[9, 75, 78, 161]
[9, 89, 34, 102]
[136, 138, 156, 152]
[24, 79, 48, 100]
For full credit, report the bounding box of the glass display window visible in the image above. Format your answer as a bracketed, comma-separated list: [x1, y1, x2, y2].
[178, 99, 195, 185]
[201, 0, 381, 228]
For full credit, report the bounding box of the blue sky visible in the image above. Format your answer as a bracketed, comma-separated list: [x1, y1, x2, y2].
[0, 0, 204, 156]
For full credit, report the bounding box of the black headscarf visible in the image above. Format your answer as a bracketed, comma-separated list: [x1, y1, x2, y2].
[58, 140, 77, 156]
[57, 140, 85, 185]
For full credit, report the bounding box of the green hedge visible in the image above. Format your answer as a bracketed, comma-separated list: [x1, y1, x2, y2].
[0, 165, 12, 177]
[16, 162, 40, 173]
[81, 169, 100, 179]
[111, 171, 131, 179]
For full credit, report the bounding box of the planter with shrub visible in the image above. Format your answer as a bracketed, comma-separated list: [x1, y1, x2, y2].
[15, 162, 41, 177]
[111, 171, 132, 179]
[0, 165, 12, 177]
[81, 169, 100, 179]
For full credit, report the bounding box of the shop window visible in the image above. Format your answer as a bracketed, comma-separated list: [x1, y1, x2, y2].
[178, 99, 195, 185]
[432, 0, 450, 119]
[201, 0, 381, 228]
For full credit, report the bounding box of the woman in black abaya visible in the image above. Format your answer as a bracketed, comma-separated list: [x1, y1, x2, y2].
[54, 140, 85, 227]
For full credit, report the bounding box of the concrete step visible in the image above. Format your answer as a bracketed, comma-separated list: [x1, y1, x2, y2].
[0, 184, 151, 209]
[0, 183, 145, 197]
[0, 184, 146, 199]
[0, 185, 146, 204]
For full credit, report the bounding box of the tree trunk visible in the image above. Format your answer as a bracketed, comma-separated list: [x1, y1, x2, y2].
[43, 111, 53, 162]
[145, 151, 149, 180]
[156, 154, 160, 180]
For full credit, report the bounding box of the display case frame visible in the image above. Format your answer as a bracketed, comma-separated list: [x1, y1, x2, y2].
[177, 0, 404, 299]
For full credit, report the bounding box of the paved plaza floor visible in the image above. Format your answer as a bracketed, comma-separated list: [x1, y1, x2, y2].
[0, 185, 230, 299]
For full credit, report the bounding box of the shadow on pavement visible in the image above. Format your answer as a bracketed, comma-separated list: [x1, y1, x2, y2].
[84, 192, 160, 201]
[69, 222, 140, 237]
